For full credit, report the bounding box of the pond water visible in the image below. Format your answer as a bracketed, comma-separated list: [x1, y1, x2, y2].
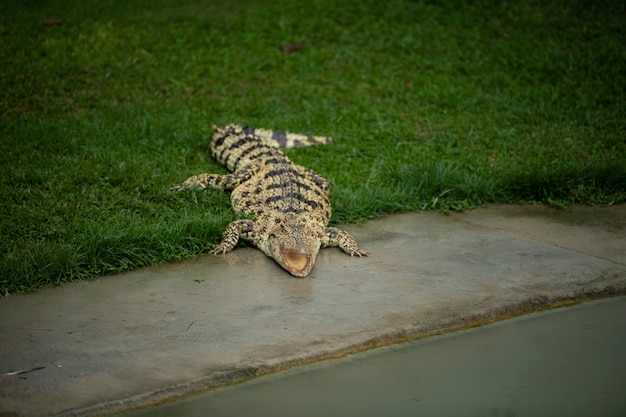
[125, 296, 626, 417]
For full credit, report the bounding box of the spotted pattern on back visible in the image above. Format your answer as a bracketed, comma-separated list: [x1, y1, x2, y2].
[172, 124, 368, 277]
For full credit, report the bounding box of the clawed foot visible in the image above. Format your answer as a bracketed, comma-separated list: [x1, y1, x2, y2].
[171, 180, 199, 191]
[208, 245, 230, 255]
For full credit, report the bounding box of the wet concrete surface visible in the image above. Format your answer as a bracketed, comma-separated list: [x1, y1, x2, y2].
[1, 204, 625, 417]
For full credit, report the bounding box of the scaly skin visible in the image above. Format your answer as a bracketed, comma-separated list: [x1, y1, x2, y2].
[172, 124, 367, 277]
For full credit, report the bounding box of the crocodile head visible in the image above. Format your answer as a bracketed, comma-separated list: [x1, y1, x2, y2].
[259, 217, 321, 277]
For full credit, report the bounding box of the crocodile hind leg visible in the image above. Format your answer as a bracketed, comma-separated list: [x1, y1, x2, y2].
[171, 161, 261, 191]
[322, 227, 369, 257]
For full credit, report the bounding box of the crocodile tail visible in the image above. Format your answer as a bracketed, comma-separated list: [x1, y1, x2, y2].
[238, 125, 332, 148]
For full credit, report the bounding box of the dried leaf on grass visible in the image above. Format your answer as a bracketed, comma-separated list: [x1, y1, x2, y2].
[42, 18, 63, 26]
[280, 40, 306, 54]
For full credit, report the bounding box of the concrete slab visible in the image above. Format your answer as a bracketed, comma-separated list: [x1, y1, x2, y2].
[1, 204, 625, 417]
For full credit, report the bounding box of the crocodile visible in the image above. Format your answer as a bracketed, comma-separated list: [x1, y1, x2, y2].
[172, 124, 368, 277]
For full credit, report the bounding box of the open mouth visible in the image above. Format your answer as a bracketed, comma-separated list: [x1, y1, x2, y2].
[281, 249, 315, 277]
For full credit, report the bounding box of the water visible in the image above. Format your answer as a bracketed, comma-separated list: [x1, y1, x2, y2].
[126, 296, 626, 417]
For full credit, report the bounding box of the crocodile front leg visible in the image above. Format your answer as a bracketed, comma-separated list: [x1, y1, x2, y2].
[210, 219, 256, 254]
[322, 227, 369, 257]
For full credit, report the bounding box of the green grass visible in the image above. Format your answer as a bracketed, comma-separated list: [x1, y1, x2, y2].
[1, 0, 625, 294]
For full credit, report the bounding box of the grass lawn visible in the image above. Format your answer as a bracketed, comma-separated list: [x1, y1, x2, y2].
[1, 0, 625, 294]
